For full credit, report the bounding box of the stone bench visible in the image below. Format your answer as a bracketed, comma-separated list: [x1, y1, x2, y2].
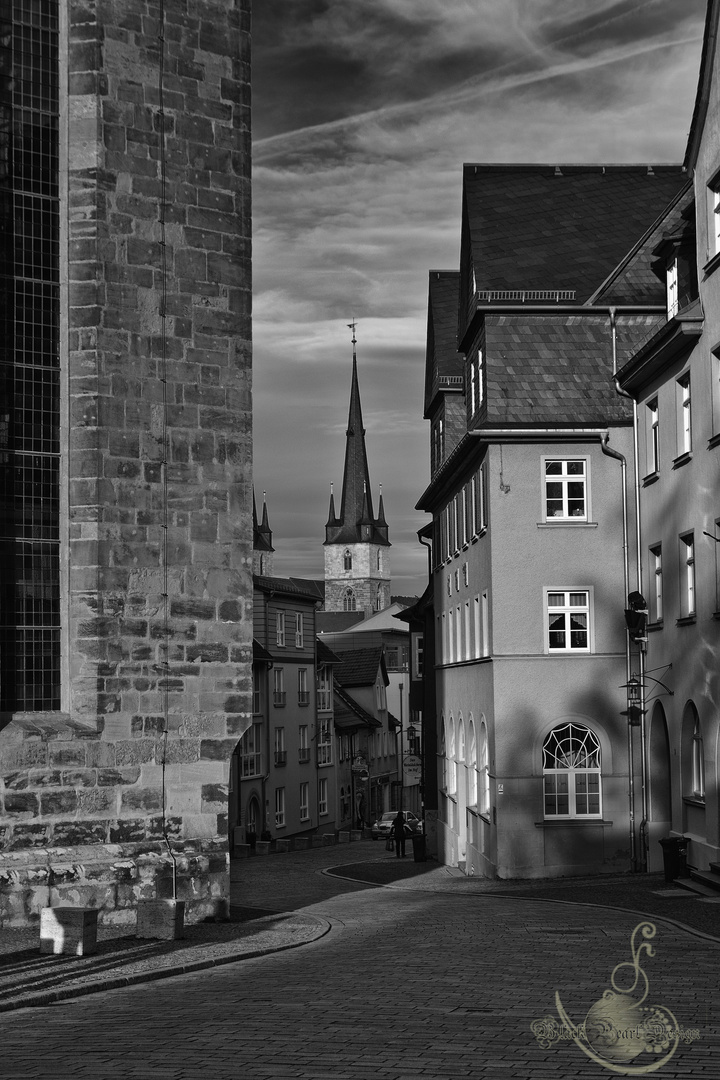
[40, 906, 98, 956]
[255, 841, 271, 856]
[322, 833, 336, 846]
[275, 839, 290, 853]
[338, 831, 350, 844]
[311, 835, 323, 848]
[234, 844, 251, 859]
[293, 836, 310, 850]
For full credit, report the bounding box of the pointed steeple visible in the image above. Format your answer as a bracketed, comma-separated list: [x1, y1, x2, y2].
[339, 324, 374, 528]
[325, 482, 337, 528]
[253, 489, 274, 577]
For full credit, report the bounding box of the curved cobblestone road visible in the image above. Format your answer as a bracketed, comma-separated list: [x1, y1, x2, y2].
[2, 857, 719, 1079]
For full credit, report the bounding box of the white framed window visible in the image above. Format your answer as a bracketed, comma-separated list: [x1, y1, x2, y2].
[647, 399, 659, 475]
[546, 590, 590, 652]
[479, 721, 490, 815]
[666, 257, 679, 318]
[464, 601, 470, 660]
[455, 604, 461, 660]
[412, 634, 423, 679]
[692, 716, 705, 799]
[432, 417, 445, 473]
[239, 721, 262, 778]
[317, 665, 332, 711]
[299, 725, 310, 762]
[473, 465, 487, 535]
[317, 716, 332, 765]
[275, 787, 285, 828]
[318, 777, 328, 816]
[274, 726, 286, 766]
[298, 668, 309, 706]
[343, 587, 356, 611]
[543, 723, 601, 819]
[679, 533, 695, 618]
[467, 721, 477, 807]
[299, 782, 309, 821]
[463, 562, 468, 587]
[447, 609, 454, 663]
[677, 374, 692, 456]
[476, 349, 484, 410]
[462, 485, 470, 545]
[649, 544, 663, 623]
[276, 611, 285, 647]
[273, 667, 285, 706]
[710, 183, 720, 258]
[544, 459, 587, 520]
[447, 718, 456, 794]
[469, 357, 477, 415]
[481, 591, 490, 657]
[295, 612, 304, 648]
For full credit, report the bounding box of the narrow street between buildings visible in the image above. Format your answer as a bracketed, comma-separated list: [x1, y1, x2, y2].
[2, 843, 719, 1080]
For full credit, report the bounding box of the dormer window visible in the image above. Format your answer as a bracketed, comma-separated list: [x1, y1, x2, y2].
[666, 256, 679, 318]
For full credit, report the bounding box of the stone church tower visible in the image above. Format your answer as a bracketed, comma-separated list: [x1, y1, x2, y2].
[324, 329, 391, 615]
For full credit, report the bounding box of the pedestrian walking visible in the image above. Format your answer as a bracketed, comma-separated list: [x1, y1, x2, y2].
[392, 810, 408, 858]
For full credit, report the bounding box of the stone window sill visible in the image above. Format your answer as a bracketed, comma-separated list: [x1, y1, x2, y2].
[703, 250, 720, 278]
[537, 521, 597, 529]
[535, 819, 613, 828]
[708, 432, 720, 450]
[642, 471, 659, 487]
[672, 451, 692, 469]
[676, 615, 697, 627]
[646, 621, 663, 633]
[682, 796, 705, 808]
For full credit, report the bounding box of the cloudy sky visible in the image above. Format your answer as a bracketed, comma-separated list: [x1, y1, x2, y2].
[252, 0, 707, 596]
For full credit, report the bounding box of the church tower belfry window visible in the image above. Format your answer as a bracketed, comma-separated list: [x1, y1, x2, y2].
[343, 549, 352, 570]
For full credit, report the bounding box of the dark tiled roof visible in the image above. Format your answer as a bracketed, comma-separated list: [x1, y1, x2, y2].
[483, 314, 650, 425]
[334, 646, 384, 688]
[425, 271, 462, 414]
[333, 685, 380, 730]
[592, 183, 694, 305]
[317, 638, 342, 665]
[463, 165, 688, 302]
[253, 575, 319, 601]
[316, 611, 365, 634]
[288, 578, 325, 600]
[252, 639, 273, 663]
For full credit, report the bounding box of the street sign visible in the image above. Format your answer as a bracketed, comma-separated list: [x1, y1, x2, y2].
[403, 754, 422, 779]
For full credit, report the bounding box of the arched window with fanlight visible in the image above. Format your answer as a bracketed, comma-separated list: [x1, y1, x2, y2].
[343, 587, 356, 611]
[467, 720, 477, 807]
[543, 722, 601, 819]
[478, 721, 490, 815]
[343, 549, 352, 571]
[447, 717, 456, 794]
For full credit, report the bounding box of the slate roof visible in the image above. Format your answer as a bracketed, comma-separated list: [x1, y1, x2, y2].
[334, 647, 386, 689]
[463, 165, 688, 303]
[333, 685, 380, 731]
[253, 575, 320, 601]
[425, 271, 462, 413]
[288, 578, 325, 601]
[317, 638, 342, 666]
[317, 611, 365, 634]
[591, 183, 694, 305]
[252, 639, 273, 663]
[482, 314, 662, 426]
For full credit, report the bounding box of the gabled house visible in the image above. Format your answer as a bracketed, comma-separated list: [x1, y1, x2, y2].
[333, 648, 397, 826]
[418, 164, 689, 878]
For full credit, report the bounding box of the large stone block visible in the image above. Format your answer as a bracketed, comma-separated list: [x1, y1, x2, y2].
[40, 907, 98, 956]
[136, 899, 185, 940]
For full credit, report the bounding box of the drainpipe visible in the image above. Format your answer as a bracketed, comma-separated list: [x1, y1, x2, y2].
[609, 307, 647, 872]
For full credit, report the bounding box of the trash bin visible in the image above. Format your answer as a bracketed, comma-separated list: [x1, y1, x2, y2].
[658, 836, 689, 882]
[412, 834, 426, 863]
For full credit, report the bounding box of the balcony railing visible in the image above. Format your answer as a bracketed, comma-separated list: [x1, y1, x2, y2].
[274, 750, 287, 767]
[298, 691, 310, 706]
[298, 748, 311, 763]
[317, 691, 331, 711]
[273, 691, 286, 707]
[476, 289, 576, 303]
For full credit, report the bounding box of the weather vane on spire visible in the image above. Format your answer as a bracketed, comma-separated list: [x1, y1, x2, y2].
[347, 319, 357, 354]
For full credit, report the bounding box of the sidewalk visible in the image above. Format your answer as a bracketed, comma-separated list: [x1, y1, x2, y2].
[1, 840, 718, 1012]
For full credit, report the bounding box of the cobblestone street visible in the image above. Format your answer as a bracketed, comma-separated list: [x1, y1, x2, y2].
[2, 844, 719, 1079]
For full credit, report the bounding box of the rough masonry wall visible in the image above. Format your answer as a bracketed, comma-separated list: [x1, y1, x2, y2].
[324, 543, 391, 614]
[0, 0, 253, 926]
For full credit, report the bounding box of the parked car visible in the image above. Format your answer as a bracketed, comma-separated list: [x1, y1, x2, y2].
[371, 811, 422, 840]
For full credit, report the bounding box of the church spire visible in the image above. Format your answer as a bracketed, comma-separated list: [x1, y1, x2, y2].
[253, 487, 274, 576]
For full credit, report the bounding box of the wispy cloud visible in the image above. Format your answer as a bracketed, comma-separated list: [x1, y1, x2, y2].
[252, 0, 706, 591]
